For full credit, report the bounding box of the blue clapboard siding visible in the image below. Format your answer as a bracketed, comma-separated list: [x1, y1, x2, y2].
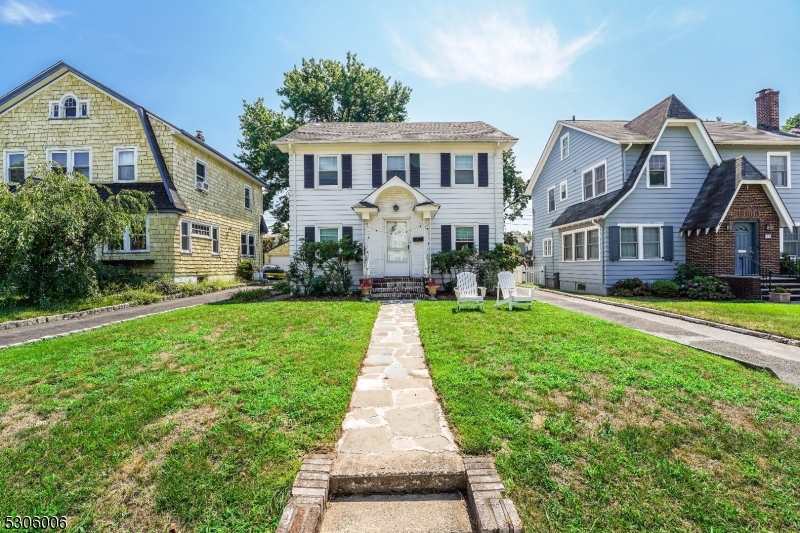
[604, 125, 711, 284]
[717, 146, 800, 224]
[531, 126, 623, 293]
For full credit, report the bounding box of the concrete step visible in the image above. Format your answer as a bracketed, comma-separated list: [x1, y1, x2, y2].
[330, 451, 466, 495]
[319, 493, 473, 533]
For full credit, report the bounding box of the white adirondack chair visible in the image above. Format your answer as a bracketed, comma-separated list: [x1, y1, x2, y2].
[495, 271, 534, 310]
[454, 272, 486, 312]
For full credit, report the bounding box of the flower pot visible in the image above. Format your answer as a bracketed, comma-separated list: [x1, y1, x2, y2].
[427, 286, 439, 297]
[361, 287, 371, 297]
[769, 292, 791, 303]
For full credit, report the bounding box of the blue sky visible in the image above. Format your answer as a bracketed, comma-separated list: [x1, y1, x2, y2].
[1, 0, 798, 231]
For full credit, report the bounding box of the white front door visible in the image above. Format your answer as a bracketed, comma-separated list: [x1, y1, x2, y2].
[385, 220, 409, 276]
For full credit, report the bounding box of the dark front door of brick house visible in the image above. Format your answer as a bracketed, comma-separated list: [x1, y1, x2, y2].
[734, 222, 756, 275]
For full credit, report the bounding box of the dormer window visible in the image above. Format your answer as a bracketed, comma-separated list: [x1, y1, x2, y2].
[50, 95, 89, 119]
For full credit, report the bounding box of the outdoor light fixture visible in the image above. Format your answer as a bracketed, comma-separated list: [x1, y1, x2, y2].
[766, 223, 774, 231]
[726, 222, 733, 231]
[393, 204, 399, 211]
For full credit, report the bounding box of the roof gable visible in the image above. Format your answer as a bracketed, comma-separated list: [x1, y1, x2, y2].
[625, 94, 697, 138]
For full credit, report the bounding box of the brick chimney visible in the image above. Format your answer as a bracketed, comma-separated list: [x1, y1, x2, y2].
[195, 130, 205, 142]
[755, 89, 780, 131]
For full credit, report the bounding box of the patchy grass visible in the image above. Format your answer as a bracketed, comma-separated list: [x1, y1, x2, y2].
[0, 301, 378, 532]
[416, 301, 800, 533]
[586, 295, 800, 340]
[0, 279, 241, 323]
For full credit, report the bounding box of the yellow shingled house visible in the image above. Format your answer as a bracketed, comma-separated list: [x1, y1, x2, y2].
[0, 61, 264, 282]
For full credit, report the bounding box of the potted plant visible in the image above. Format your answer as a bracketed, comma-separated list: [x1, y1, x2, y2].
[359, 279, 373, 298]
[425, 279, 440, 297]
[770, 286, 791, 303]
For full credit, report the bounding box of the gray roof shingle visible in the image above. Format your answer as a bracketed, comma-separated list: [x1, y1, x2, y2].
[273, 121, 517, 144]
[625, 95, 697, 138]
[702, 121, 800, 144]
[681, 157, 769, 231]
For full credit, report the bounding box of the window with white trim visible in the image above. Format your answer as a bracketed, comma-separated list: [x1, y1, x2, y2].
[561, 228, 600, 262]
[49, 94, 89, 119]
[454, 155, 474, 185]
[318, 155, 338, 186]
[4, 150, 26, 184]
[240, 232, 256, 257]
[547, 186, 556, 213]
[319, 227, 340, 242]
[386, 155, 406, 181]
[559, 180, 568, 201]
[244, 185, 252, 210]
[106, 219, 148, 253]
[587, 229, 600, 260]
[543, 237, 553, 257]
[562, 233, 573, 261]
[47, 148, 92, 179]
[582, 162, 606, 200]
[647, 152, 670, 188]
[560, 133, 569, 160]
[195, 159, 208, 191]
[455, 226, 475, 250]
[619, 225, 662, 260]
[575, 231, 585, 260]
[212, 226, 220, 255]
[783, 227, 799, 256]
[191, 222, 211, 238]
[114, 147, 136, 182]
[180, 220, 191, 253]
[768, 152, 790, 188]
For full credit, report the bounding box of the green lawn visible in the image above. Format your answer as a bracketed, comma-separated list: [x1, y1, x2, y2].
[416, 301, 800, 533]
[587, 296, 800, 340]
[0, 301, 378, 532]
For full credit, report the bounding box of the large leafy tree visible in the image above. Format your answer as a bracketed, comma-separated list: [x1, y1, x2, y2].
[782, 113, 800, 132]
[237, 52, 411, 232]
[0, 167, 153, 305]
[503, 150, 529, 222]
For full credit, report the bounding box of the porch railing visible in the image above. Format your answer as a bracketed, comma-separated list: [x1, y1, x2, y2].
[739, 256, 776, 290]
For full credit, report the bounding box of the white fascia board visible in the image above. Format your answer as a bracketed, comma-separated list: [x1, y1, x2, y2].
[525, 122, 563, 196]
[658, 119, 722, 167]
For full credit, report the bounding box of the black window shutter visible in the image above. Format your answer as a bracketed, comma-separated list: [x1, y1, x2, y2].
[342, 226, 353, 242]
[478, 153, 489, 187]
[662, 226, 673, 261]
[410, 153, 421, 187]
[342, 154, 352, 188]
[304, 226, 315, 243]
[372, 154, 382, 188]
[440, 153, 451, 187]
[441, 225, 452, 252]
[303, 155, 314, 189]
[609, 226, 620, 261]
[479, 225, 490, 252]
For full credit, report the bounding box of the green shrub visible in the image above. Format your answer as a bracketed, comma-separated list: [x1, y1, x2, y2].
[114, 289, 162, 306]
[431, 244, 520, 291]
[780, 253, 800, 276]
[153, 275, 180, 295]
[651, 279, 681, 298]
[672, 262, 706, 285]
[609, 278, 651, 297]
[772, 286, 789, 294]
[287, 238, 363, 296]
[236, 260, 255, 282]
[683, 276, 735, 300]
[273, 280, 291, 294]
[308, 275, 329, 297]
[92, 263, 147, 293]
[230, 288, 272, 303]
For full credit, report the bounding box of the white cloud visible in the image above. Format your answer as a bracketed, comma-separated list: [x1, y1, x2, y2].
[0, 0, 59, 25]
[391, 10, 601, 91]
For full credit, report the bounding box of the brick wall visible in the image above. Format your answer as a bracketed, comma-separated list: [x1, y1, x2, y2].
[685, 184, 780, 275]
[718, 275, 761, 300]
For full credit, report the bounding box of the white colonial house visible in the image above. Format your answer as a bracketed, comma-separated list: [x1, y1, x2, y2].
[273, 122, 516, 297]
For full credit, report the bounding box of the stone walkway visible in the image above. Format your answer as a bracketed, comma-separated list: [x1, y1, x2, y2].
[537, 290, 800, 387]
[0, 287, 247, 350]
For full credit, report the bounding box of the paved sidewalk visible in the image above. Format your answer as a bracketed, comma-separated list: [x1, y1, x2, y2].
[537, 290, 800, 386]
[0, 287, 246, 349]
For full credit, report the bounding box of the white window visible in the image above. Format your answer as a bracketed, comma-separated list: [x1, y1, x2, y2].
[49, 94, 89, 119]
[180, 220, 191, 253]
[582, 161, 607, 200]
[191, 222, 211, 238]
[560, 133, 569, 160]
[318, 155, 339, 186]
[114, 147, 136, 182]
[240, 232, 256, 257]
[4, 150, 26, 184]
[212, 226, 220, 255]
[319, 227, 340, 242]
[768, 152, 791, 188]
[559, 180, 568, 201]
[47, 148, 92, 179]
[561, 228, 601, 262]
[782, 227, 799, 256]
[454, 155, 474, 185]
[195, 159, 208, 191]
[244, 185, 252, 210]
[386, 155, 407, 181]
[455, 226, 475, 250]
[547, 186, 556, 213]
[619, 225, 662, 260]
[106, 219, 148, 253]
[543, 237, 553, 257]
[647, 152, 670, 188]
